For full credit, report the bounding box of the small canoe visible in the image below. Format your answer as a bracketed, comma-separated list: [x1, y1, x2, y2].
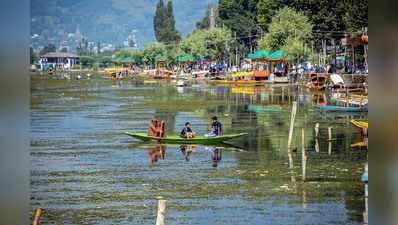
[125, 132, 248, 144]
[320, 105, 367, 112]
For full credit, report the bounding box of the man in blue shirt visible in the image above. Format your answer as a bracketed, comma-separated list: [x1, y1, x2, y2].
[206, 116, 222, 137]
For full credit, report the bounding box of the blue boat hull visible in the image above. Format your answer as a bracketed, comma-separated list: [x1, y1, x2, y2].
[320, 105, 368, 112]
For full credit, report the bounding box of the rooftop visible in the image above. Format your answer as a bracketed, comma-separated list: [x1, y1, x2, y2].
[40, 52, 79, 58]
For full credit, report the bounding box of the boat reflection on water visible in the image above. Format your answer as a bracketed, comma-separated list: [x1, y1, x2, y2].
[206, 147, 223, 167]
[179, 144, 197, 161]
[148, 144, 166, 164]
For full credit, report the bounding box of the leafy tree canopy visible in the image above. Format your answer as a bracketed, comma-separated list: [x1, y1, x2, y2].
[143, 42, 168, 65]
[257, 7, 312, 61]
[179, 27, 233, 62]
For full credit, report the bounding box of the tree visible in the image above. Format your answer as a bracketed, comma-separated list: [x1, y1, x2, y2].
[257, 7, 312, 62]
[114, 49, 144, 66]
[257, 0, 282, 30]
[343, 0, 368, 32]
[60, 47, 68, 53]
[99, 56, 112, 67]
[80, 55, 96, 68]
[154, 0, 165, 42]
[153, 0, 181, 43]
[39, 43, 56, 56]
[180, 27, 233, 62]
[164, 0, 180, 42]
[30, 47, 38, 64]
[218, 0, 259, 51]
[143, 42, 168, 66]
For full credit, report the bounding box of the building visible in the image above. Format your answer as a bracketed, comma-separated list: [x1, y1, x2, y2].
[39, 52, 80, 70]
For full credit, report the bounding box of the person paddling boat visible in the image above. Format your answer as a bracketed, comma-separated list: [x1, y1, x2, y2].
[205, 116, 222, 137]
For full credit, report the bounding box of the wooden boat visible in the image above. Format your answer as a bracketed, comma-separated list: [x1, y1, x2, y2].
[227, 71, 267, 84]
[248, 105, 283, 113]
[307, 73, 326, 91]
[319, 105, 367, 112]
[350, 120, 368, 129]
[351, 141, 367, 148]
[125, 132, 248, 144]
[334, 94, 368, 107]
[104, 67, 125, 76]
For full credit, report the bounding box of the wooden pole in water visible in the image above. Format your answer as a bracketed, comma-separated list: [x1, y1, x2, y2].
[363, 128, 368, 149]
[33, 208, 42, 225]
[315, 138, 320, 153]
[156, 200, 167, 225]
[288, 101, 298, 152]
[314, 123, 319, 139]
[328, 127, 332, 141]
[301, 128, 306, 181]
[328, 127, 332, 155]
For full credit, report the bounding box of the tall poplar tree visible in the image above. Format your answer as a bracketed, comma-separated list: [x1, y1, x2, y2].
[153, 0, 181, 43]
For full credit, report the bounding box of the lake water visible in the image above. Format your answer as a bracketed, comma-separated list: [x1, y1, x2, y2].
[31, 74, 367, 225]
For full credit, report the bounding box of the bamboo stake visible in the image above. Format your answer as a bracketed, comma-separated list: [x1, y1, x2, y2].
[364, 163, 368, 224]
[301, 128, 306, 181]
[156, 200, 167, 225]
[314, 123, 319, 139]
[315, 138, 320, 153]
[33, 208, 42, 225]
[328, 127, 332, 155]
[288, 101, 298, 152]
[328, 127, 332, 141]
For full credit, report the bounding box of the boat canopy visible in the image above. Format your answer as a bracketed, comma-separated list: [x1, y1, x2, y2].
[177, 53, 195, 62]
[267, 50, 284, 61]
[247, 49, 285, 61]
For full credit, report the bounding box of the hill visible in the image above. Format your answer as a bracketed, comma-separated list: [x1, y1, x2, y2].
[31, 0, 217, 49]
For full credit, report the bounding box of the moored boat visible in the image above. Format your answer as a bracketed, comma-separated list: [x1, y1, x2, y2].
[350, 119, 368, 129]
[306, 73, 326, 91]
[319, 105, 367, 112]
[125, 132, 248, 144]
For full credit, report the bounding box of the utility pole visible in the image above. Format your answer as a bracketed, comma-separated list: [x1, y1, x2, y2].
[235, 32, 238, 67]
[209, 5, 215, 29]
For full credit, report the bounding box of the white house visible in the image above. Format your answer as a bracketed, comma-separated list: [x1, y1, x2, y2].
[39, 52, 80, 70]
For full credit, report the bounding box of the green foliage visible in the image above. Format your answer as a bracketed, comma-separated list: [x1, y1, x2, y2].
[80, 55, 96, 67]
[99, 56, 112, 67]
[280, 37, 305, 61]
[112, 49, 144, 65]
[60, 47, 68, 52]
[343, 0, 368, 32]
[39, 43, 56, 56]
[269, 0, 364, 34]
[143, 42, 168, 65]
[154, 0, 181, 43]
[256, 0, 281, 30]
[179, 27, 233, 62]
[258, 7, 312, 62]
[218, 0, 258, 49]
[30, 47, 38, 64]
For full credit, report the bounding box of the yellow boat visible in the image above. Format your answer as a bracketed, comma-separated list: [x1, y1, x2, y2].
[350, 119, 368, 129]
[104, 67, 126, 76]
[351, 141, 367, 148]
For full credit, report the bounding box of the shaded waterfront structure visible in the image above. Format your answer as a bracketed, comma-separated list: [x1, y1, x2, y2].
[39, 52, 80, 71]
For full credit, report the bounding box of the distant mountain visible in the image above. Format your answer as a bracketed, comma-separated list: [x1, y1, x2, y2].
[31, 0, 217, 49]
